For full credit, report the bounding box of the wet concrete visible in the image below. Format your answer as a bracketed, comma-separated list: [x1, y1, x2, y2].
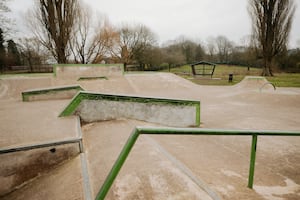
[0, 73, 299, 199]
[0, 143, 80, 196]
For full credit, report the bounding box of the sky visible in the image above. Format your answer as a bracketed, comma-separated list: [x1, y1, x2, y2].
[7, 0, 300, 48]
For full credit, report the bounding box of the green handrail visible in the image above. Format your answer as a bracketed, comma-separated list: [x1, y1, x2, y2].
[95, 127, 300, 200]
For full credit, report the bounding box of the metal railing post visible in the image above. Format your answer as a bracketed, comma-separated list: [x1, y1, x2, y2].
[95, 128, 300, 199]
[95, 129, 140, 200]
[248, 134, 257, 188]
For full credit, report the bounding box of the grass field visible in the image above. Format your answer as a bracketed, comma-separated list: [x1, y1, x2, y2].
[163, 65, 300, 87]
[1, 66, 299, 87]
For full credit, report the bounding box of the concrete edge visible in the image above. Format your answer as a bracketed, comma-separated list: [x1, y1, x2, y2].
[80, 153, 93, 200]
[0, 138, 82, 154]
[145, 135, 221, 200]
[59, 91, 201, 126]
[22, 85, 84, 102]
[53, 64, 124, 77]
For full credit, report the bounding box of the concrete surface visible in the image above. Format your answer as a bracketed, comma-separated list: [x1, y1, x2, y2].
[0, 70, 299, 200]
[1, 156, 85, 200]
[22, 85, 83, 102]
[0, 100, 79, 148]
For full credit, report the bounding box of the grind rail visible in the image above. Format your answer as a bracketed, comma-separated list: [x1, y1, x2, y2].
[96, 127, 300, 200]
[0, 138, 83, 154]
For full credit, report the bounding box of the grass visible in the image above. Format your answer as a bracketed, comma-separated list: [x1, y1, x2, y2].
[163, 65, 300, 87]
[267, 73, 300, 87]
[1, 66, 299, 87]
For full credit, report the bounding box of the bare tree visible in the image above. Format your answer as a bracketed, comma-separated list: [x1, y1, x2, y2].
[69, 4, 110, 64]
[206, 37, 216, 61]
[0, 28, 6, 72]
[18, 37, 50, 71]
[215, 35, 233, 63]
[28, 0, 78, 63]
[249, 0, 296, 76]
[6, 39, 21, 66]
[161, 43, 185, 71]
[109, 23, 157, 70]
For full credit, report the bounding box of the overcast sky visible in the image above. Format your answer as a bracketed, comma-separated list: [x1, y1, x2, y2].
[8, 0, 300, 48]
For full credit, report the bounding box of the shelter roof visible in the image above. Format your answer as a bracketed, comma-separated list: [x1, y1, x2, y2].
[191, 61, 216, 66]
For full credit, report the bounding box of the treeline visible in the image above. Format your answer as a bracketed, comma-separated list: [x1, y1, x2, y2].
[0, 0, 299, 73]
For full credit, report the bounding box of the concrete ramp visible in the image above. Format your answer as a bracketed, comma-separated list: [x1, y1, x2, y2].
[22, 85, 84, 102]
[1, 155, 85, 200]
[235, 76, 276, 91]
[60, 91, 200, 127]
[0, 77, 52, 100]
[83, 119, 217, 200]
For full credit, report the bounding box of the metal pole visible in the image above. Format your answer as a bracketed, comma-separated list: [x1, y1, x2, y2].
[248, 134, 257, 188]
[95, 127, 300, 199]
[95, 130, 140, 200]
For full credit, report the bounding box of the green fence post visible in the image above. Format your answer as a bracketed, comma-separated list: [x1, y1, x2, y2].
[248, 134, 257, 189]
[95, 129, 140, 200]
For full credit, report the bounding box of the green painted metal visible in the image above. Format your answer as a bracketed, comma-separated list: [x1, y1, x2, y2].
[95, 127, 300, 200]
[95, 130, 139, 200]
[248, 134, 257, 188]
[195, 103, 201, 126]
[59, 92, 86, 116]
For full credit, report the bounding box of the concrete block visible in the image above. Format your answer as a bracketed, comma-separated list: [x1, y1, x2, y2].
[60, 92, 200, 127]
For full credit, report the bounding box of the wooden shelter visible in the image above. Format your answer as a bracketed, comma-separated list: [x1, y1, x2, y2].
[191, 61, 216, 78]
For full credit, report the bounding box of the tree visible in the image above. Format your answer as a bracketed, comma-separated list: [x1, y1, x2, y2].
[195, 44, 205, 61]
[161, 43, 185, 71]
[206, 37, 216, 61]
[6, 39, 21, 66]
[109, 23, 157, 70]
[29, 0, 78, 63]
[0, 28, 6, 72]
[144, 46, 163, 69]
[19, 37, 50, 71]
[215, 35, 233, 63]
[249, 0, 296, 76]
[69, 3, 109, 64]
[179, 39, 196, 64]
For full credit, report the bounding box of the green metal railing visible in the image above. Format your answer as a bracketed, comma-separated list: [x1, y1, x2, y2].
[95, 127, 300, 200]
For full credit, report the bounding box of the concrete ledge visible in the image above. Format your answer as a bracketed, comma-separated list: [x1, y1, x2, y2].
[53, 64, 124, 79]
[60, 91, 200, 127]
[22, 85, 84, 102]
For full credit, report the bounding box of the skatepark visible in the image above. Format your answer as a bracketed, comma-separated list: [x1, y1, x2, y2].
[0, 64, 300, 200]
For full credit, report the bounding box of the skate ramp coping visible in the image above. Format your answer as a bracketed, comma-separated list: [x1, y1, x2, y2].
[53, 64, 124, 80]
[236, 76, 276, 91]
[60, 91, 200, 127]
[22, 85, 84, 102]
